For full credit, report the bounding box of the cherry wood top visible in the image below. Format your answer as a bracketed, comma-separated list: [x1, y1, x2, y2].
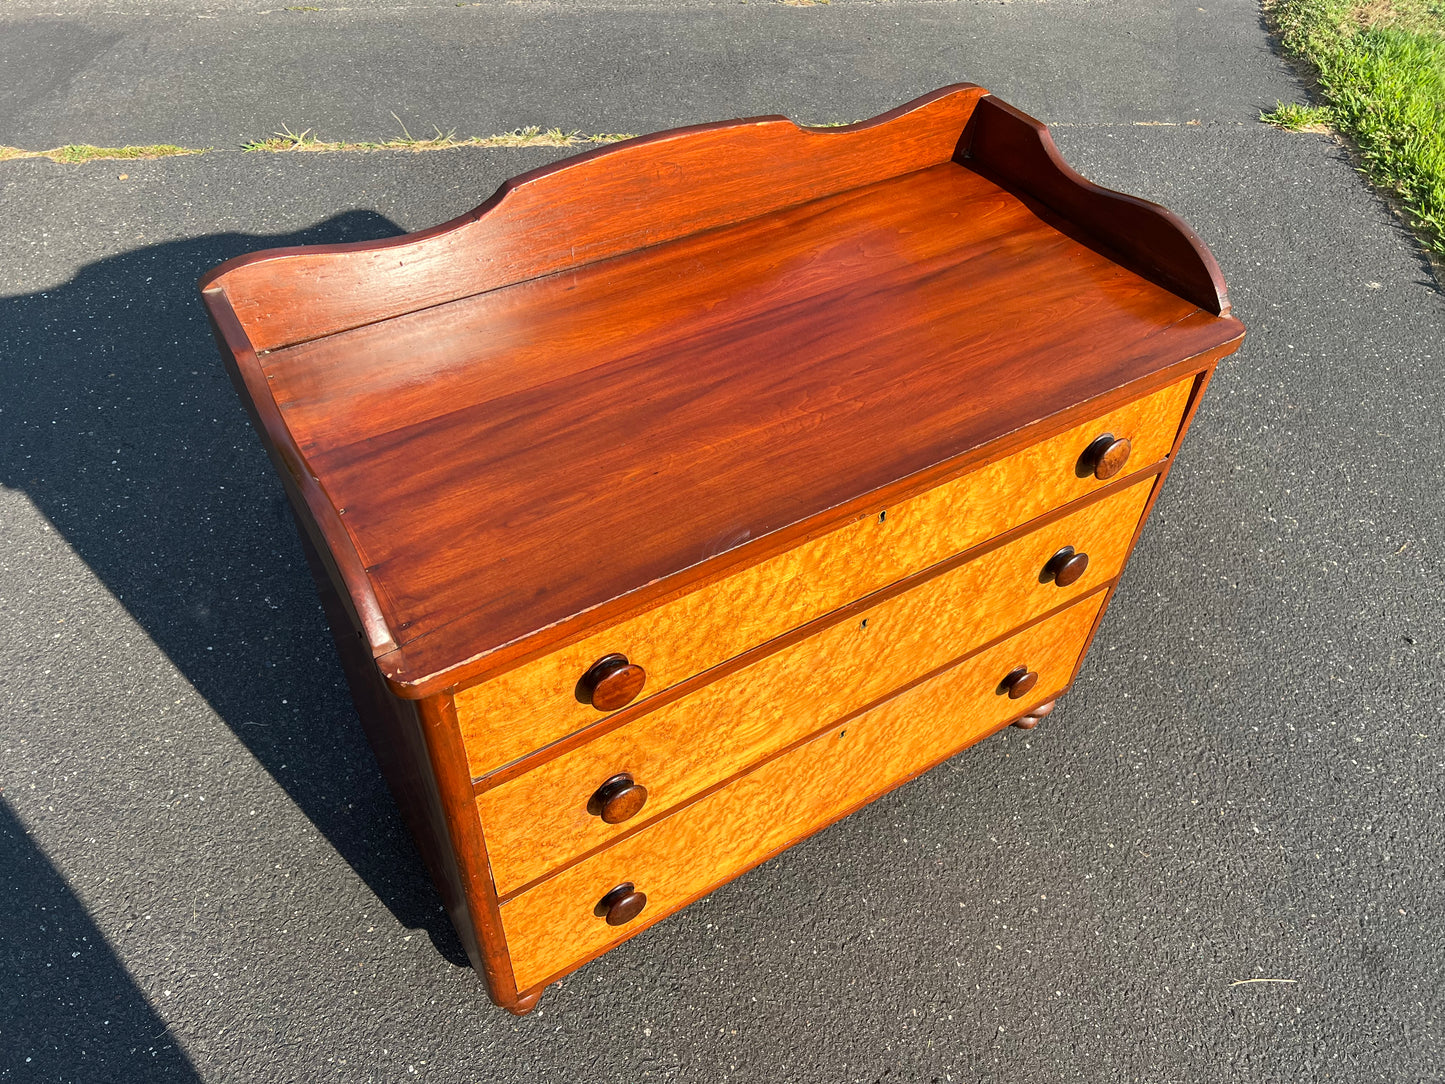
[200, 86, 1244, 695]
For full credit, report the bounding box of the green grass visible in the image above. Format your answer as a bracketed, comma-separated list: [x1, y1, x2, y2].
[1266, 0, 1445, 253]
[1, 125, 639, 167]
[241, 121, 636, 154]
[0, 143, 205, 163]
[1260, 101, 1335, 130]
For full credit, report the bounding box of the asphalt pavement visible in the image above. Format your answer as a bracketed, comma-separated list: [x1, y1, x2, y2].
[2, 2, 1443, 1082]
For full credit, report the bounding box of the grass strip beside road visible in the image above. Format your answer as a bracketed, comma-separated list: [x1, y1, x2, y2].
[0, 144, 204, 163]
[240, 123, 635, 153]
[0, 127, 638, 166]
[1265, 0, 1445, 253]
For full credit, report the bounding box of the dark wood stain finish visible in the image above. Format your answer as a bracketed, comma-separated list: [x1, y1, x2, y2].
[1000, 667, 1040, 700]
[204, 86, 1239, 698]
[587, 774, 649, 825]
[595, 884, 648, 927]
[200, 85, 1243, 1014]
[1081, 434, 1133, 480]
[1011, 699, 1056, 730]
[577, 654, 648, 712]
[1042, 546, 1090, 587]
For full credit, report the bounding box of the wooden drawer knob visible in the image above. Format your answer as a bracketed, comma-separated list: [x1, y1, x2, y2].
[587, 773, 649, 824]
[596, 882, 647, 926]
[577, 653, 646, 711]
[1081, 433, 1132, 480]
[1042, 546, 1089, 587]
[999, 666, 1039, 699]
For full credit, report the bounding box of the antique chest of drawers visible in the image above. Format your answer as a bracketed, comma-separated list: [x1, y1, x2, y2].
[200, 85, 1244, 1014]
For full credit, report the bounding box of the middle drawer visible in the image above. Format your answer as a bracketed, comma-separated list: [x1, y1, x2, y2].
[478, 475, 1154, 893]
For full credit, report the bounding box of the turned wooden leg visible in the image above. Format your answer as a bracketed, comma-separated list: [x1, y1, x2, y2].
[1011, 700, 1056, 730]
[505, 988, 542, 1016]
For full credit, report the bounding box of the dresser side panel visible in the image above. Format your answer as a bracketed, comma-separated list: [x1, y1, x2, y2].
[294, 522, 510, 996]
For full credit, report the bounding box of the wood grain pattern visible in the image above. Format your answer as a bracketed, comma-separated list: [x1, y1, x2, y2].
[196, 89, 1244, 1012]
[588, 774, 649, 824]
[201, 287, 398, 658]
[291, 519, 485, 971]
[453, 376, 1190, 778]
[577, 654, 647, 712]
[201, 85, 987, 353]
[961, 95, 1231, 316]
[471, 468, 1164, 797]
[477, 477, 1152, 893]
[499, 593, 1105, 991]
[202, 88, 1242, 699]
[1083, 435, 1133, 481]
[1000, 667, 1039, 699]
[276, 160, 1237, 698]
[414, 695, 525, 1011]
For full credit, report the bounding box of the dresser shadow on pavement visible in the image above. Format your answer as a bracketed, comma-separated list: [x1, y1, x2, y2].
[0, 798, 202, 1082]
[1, 212, 470, 968]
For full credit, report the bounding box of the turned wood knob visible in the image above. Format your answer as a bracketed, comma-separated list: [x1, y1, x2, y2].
[596, 882, 647, 926]
[1012, 699, 1056, 729]
[1081, 434, 1132, 480]
[577, 653, 646, 711]
[1042, 546, 1090, 587]
[1000, 666, 1038, 700]
[587, 773, 648, 824]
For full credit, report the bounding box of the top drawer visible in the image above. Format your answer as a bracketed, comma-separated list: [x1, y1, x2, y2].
[454, 373, 1194, 777]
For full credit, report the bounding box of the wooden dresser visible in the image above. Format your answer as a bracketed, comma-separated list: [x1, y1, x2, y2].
[200, 85, 1244, 1014]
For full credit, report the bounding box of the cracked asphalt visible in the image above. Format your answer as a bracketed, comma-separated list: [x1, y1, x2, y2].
[2, 1, 1443, 1081]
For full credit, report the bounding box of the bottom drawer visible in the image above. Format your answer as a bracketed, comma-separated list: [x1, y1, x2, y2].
[498, 591, 1106, 991]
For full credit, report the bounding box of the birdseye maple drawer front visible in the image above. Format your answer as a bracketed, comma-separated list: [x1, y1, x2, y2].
[478, 476, 1153, 893]
[453, 375, 1193, 777]
[498, 593, 1105, 991]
